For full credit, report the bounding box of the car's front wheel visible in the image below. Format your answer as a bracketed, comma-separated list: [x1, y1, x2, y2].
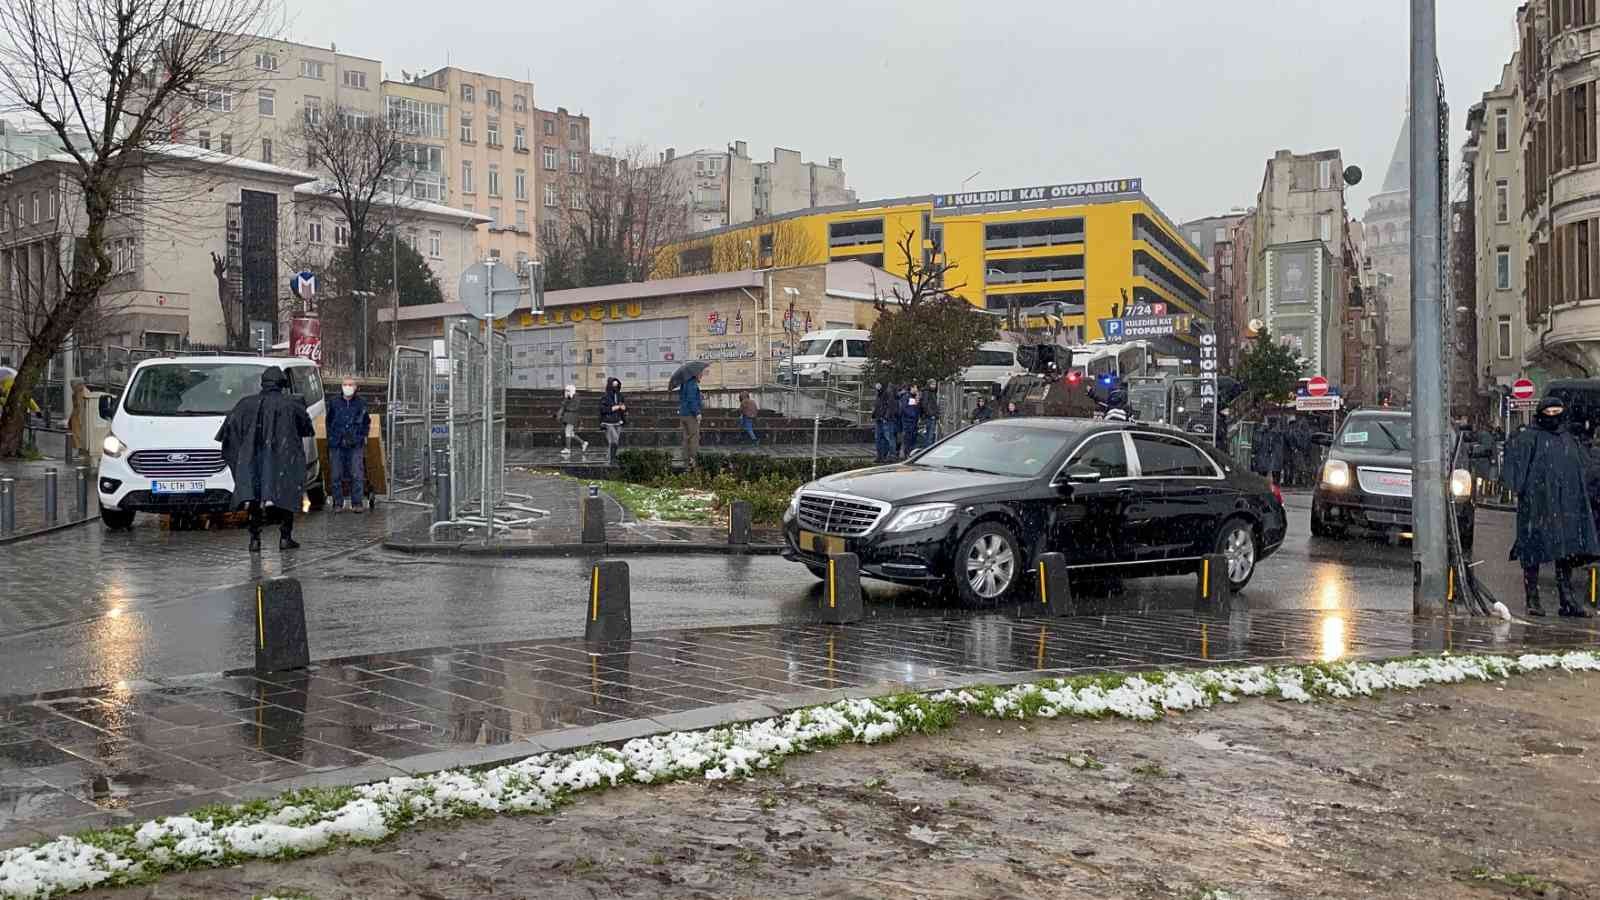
[952, 522, 1022, 607]
[1215, 517, 1259, 591]
[99, 505, 134, 530]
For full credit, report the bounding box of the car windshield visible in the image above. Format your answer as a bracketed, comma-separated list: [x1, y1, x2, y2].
[1341, 417, 1411, 452]
[123, 363, 269, 416]
[796, 339, 833, 356]
[910, 424, 1073, 478]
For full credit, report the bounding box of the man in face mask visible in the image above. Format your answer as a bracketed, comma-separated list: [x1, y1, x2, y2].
[1503, 397, 1599, 617]
[326, 376, 370, 513]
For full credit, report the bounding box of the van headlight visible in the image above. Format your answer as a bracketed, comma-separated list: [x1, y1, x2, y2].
[884, 502, 957, 533]
[1450, 468, 1472, 498]
[1321, 459, 1350, 489]
[102, 434, 128, 459]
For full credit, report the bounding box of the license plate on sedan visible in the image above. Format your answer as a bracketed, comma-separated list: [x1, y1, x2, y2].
[798, 530, 845, 556]
[151, 480, 207, 494]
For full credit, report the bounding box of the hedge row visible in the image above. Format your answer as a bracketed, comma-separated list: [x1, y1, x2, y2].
[615, 450, 873, 485]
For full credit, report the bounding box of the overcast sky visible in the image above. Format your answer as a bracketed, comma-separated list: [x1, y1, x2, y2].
[286, 0, 1518, 224]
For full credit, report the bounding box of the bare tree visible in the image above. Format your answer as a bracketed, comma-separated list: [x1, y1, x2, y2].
[878, 228, 965, 311]
[542, 146, 689, 288]
[703, 217, 818, 273]
[0, 0, 279, 456]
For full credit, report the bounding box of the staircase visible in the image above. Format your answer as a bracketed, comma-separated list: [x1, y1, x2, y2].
[504, 389, 873, 450]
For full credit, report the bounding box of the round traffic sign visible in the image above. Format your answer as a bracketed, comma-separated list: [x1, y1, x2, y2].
[1307, 375, 1329, 397]
[1512, 378, 1536, 400]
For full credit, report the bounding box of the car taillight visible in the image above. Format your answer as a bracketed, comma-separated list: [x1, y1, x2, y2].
[1271, 483, 1284, 506]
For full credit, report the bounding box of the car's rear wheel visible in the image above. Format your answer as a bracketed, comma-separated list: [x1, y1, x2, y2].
[952, 522, 1021, 607]
[1215, 517, 1259, 591]
[99, 505, 134, 530]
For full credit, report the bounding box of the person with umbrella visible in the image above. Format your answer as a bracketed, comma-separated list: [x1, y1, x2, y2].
[669, 361, 708, 471]
[1504, 396, 1599, 617]
[215, 366, 315, 553]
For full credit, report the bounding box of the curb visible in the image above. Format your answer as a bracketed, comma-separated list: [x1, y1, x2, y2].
[382, 538, 787, 557]
[0, 513, 97, 546]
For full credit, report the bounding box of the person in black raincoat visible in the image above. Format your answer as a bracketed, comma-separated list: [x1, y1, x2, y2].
[599, 378, 627, 465]
[216, 366, 315, 553]
[1503, 396, 1599, 617]
[1251, 418, 1285, 484]
[871, 383, 897, 463]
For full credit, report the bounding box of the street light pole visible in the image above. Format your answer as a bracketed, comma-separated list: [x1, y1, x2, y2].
[1410, 0, 1448, 614]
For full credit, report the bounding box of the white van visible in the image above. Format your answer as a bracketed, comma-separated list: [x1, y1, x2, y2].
[959, 341, 1025, 389]
[96, 355, 326, 528]
[784, 329, 871, 383]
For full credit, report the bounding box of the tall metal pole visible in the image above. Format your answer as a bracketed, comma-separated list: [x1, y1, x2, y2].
[481, 258, 495, 535]
[1410, 0, 1448, 614]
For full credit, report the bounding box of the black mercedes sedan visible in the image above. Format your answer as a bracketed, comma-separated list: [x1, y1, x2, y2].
[782, 418, 1288, 607]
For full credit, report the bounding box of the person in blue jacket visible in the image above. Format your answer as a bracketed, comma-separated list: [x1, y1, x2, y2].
[679, 372, 703, 470]
[325, 376, 369, 513]
[898, 385, 922, 460]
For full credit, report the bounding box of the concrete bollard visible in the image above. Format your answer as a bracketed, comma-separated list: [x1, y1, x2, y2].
[0, 477, 13, 535]
[584, 560, 631, 642]
[74, 466, 88, 521]
[1193, 553, 1234, 613]
[581, 484, 606, 544]
[1034, 552, 1075, 617]
[819, 553, 863, 624]
[42, 468, 57, 528]
[254, 577, 310, 673]
[727, 500, 752, 545]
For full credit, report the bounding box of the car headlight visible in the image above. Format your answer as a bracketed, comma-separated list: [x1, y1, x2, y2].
[785, 488, 802, 520]
[1321, 459, 1350, 489]
[884, 502, 957, 533]
[102, 434, 127, 459]
[1450, 467, 1472, 498]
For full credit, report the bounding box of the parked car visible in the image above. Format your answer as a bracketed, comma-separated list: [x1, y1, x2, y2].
[781, 418, 1288, 606]
[1309, 409, 1476, 550]
[96, 355, 327, 529]
[780, 329, 871, 384]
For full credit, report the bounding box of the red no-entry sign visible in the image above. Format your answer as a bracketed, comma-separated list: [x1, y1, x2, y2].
[1512, 378, 1536, 400]
[1307, 375, 1329, 397]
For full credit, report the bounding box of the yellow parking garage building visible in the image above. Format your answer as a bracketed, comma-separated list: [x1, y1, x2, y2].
[657, 177, 1210, 346]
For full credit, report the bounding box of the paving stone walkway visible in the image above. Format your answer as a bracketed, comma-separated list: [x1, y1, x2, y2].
[1, 608, 1593, 847]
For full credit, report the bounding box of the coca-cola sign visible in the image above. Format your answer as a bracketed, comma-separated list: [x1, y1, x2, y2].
[289, 315, 322, 365]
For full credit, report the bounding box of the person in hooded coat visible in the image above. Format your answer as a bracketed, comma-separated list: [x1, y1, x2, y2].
[599, 378, 626, 465]
[871, 383, 897, 463]
[1252, 419, 1286, 485]
[216, 366, 315, 552]
[1503, 396, 1599, 617]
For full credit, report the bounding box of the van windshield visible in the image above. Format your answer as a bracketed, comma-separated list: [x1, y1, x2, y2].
[796, 338, 833, 356]
[123, 364, 269, 416]
[972, 349, 1016, 367]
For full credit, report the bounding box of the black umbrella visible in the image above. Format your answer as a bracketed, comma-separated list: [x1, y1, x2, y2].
[668, 360, 710, 392]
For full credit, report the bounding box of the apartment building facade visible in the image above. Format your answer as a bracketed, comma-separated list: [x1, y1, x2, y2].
[1362, 117, 1413, 403]
[1180, 213, 1246, 368]
[532, 105, 593, 243]
[665, 142, 854, 234]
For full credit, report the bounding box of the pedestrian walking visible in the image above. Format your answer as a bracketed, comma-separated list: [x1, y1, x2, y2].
[678, 371, 703, 469]
[922, 379, 941, 448]
[1288, 417, 1314, 487]
[599, 377, 627, 465]
[326, 376, 370, 513]
[871, 383, 897, 463]
[556, 384, 589, 458]
[215, 366, 314, 553]
[1503, 397, 1599, 617]
[972, 395, 995, 423]
[737, 392, 760, 445]
[1251, 418, 1286, 485]
[898, 385, 922, 459]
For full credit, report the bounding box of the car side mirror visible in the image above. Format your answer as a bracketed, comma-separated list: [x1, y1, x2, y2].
[1312, 434, 1332, 447]
[97, 395, 115, 420]
[1063, 465, 1103, 485]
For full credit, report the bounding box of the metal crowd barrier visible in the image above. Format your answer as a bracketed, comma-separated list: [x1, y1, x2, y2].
[384, 345, 435, 508]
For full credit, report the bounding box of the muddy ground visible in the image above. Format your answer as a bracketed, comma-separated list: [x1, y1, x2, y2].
[85, 670, 1600, 900]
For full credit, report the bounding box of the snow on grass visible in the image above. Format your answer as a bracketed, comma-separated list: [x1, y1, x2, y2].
[3, 649, 1598, 899]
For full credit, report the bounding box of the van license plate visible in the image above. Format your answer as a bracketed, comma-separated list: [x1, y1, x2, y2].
[151, 480, 207, 494]
[798, 530, 845, 555]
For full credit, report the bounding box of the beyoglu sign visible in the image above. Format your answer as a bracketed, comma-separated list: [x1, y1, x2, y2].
[519, 301, 646, 328]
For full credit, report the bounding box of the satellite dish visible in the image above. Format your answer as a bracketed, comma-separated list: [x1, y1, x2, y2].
[1343, 165, 1363, 186]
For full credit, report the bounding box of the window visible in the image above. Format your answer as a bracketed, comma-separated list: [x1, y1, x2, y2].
[460, 83, 474, 103]
[513, 125, 526, 151]
[1497, 247, 1512, 290]
[486, 119, 500, 146]
[340, 109, 369, 129]
[1318, 159, 1334, 190]
[513, 94, 527, 112]
[1065, 434, 1129, 479]
[543, 119, 555, 136]
[30, 193, 38, 223]
[257, 88, 274, 116]
[514, 168, 527, 200]
[568, 152, 582, 174]
[307, 219, 323, 243]
[485, 89, 500, 109]
[1572, 83, 1595, 167]
[1319, 212, 1333, 243]
[254, 51, 277, 71]
[570, 191, 582, 210]
[385, 96, 446, 138]
[461, 160, 473, 193]
[515, 208, 526, 227]
[544, 184, 557, 207]
[428, 229, 441, 258]
[197, 130, 211, 150]
[1214, 226, 1226, 243]
[47, 192, 55, 220]
[333, 222, 348, 246]
[14, 197, 22, 228]
[542, 146, 557, 170]
[459, 115, 473, 143]
[489, 206, 500, 227]
[1189, 230, 1201, 245]
[300, 59, 324, 79]
[487, 163, 500, 197]
[303, 96, 321, 125]
[1496, 179, 1511, 223]
[220, 133, 232, 154]
[1495, 108, 1510, 152]
[1131, 434, 1217, 477]
[1497, 315, 1513, 359]
[203, 88, 232, 112]
[206, 47, 228, 65]
[342, 70, 367, 90]
[260, 138, 272, 164]
[569, 122, 580, 141]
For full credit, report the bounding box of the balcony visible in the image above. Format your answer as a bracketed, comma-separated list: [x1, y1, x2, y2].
[1532, 298, 1600, 374]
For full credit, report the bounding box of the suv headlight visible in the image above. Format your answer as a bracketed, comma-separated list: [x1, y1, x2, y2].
[785, 488, 802, 521]
[1321, 459, 1350, 489]
[884, 502, 957, 533]
[102, 434, 128, 459]
[1450, 468, 1472, 498]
